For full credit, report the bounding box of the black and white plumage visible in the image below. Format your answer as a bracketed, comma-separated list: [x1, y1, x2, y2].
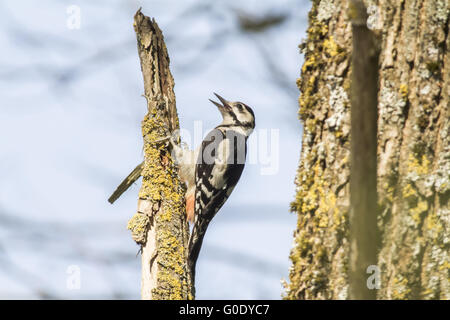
[187, 93, 255, 281]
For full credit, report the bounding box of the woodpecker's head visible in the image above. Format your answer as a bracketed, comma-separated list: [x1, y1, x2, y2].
[209, 93, 255, 135]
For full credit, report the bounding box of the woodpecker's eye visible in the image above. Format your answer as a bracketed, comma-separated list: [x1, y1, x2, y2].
[236, 103, 244, 111]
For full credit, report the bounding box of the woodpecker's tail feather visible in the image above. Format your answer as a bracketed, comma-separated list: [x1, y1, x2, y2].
[187, 188, 227, 282]
[187, 217, 211, 283]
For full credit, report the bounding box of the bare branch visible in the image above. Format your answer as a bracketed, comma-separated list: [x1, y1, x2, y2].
[108, 162, 143, 204]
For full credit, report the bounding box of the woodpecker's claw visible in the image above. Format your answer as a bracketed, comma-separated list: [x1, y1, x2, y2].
[155, 135, 171, 142]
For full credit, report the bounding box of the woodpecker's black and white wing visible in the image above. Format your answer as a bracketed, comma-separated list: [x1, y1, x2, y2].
[188, 127, 247, 278]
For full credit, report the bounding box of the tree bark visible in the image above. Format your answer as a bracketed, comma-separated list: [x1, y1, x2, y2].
[286, 0, 449, 300]
[127, 9, 193, 300]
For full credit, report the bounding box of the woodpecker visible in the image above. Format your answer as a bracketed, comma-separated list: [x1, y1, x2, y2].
[109, 93, 255, 282]
[170, 93, 255, 281]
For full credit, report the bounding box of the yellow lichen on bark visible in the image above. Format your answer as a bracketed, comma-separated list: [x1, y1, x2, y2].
[131, 9, 193, 300]
[288, 0, 449, 300]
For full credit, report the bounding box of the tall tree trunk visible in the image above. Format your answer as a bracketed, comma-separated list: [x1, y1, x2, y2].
[286, 0, 449, 299]
[127, 9, 193, 300]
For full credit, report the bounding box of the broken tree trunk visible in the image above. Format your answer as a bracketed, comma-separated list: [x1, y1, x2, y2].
[126, 9, 193, 300]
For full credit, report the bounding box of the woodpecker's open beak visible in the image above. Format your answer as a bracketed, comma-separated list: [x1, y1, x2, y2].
[209, 93, 231, 112]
